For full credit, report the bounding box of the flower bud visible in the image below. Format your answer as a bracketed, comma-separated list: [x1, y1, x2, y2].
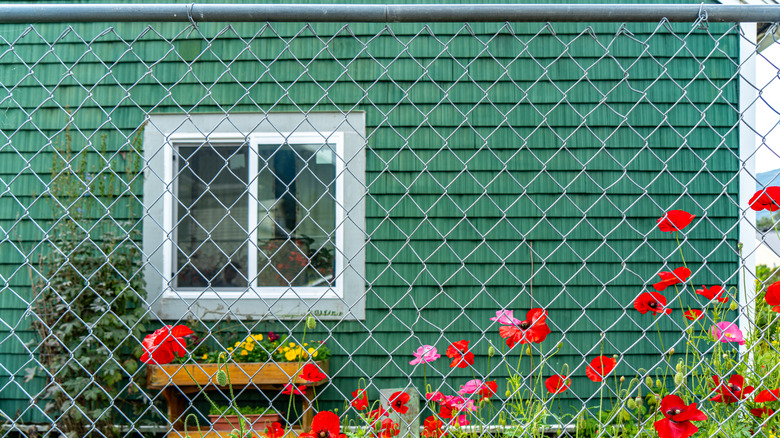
[656, 379, 662, 388]
[505, 390, 512, 398]
[627, 398, 637, 410]
[333, 408, 339, 413]
[645, 377, 653, 388]
[676, 361, 683, 373]
[722, 354, 729, 360]
[307, 315, 317, 329]
[488, 346, 496, 358]
[612, 354, 618, 361]
[635, 396, 643, 406]
[620, 376, 625, 383]
[216, 369, 228, 386]
[526, 346, 532, 356]
[667, 348, 674, 356]
[730, 302, 739, 311]
[674, 373, 684, 386]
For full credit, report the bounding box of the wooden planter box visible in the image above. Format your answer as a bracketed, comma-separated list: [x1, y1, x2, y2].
[146, 360, 329, 435]
[209, 412, 282, 431]
[147, 360, 330, 389]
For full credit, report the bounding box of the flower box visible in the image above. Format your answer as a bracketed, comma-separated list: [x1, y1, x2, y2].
[146, 360, 329, 433]
[146, 360, 329, 389]
[208, 413, 282, 431]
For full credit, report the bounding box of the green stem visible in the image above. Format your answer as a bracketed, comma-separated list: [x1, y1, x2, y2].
[287, 319, 311, 428]
[676, 231, 687, 270]
[654, 316, 665, 356]
[220, 355, 245, 438]
[183, 413, 204, 438]
[180, 363, 221, 422]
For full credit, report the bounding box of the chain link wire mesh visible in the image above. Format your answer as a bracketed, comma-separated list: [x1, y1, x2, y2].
[0, 7, 779, 438]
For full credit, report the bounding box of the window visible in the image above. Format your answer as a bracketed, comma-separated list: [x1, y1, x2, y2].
[143, 113, 366, 320]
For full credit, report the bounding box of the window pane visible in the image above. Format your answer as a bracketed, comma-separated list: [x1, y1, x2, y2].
[175, 143, 248, 288]
[257, 143, 336, 287]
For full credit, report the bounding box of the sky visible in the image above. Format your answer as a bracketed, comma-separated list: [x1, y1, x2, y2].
[754, 41, 780, 174]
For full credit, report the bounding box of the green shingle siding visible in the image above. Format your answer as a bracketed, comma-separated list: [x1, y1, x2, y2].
[0, 0, 740, 425]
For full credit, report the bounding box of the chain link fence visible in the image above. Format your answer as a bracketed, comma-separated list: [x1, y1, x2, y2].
[0, 4, 779, 438]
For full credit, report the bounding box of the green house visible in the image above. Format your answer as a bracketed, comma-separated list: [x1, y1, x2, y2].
[0, 0, 759, 435]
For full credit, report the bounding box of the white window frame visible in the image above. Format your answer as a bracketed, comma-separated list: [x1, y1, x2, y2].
[143, 113, 366, 321]
[161, 132, 345, 300]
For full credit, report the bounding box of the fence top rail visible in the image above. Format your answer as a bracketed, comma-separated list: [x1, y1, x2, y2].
[0, 3, 778, 24]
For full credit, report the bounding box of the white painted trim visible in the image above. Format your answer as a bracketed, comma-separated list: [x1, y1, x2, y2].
[162, 141, 174, 295]
[162, 131, 345, 301]
[738, 22, 758, 357]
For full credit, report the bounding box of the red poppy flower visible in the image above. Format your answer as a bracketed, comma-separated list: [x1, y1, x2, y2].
[439, 403, 454, 419]
[545, 375, 570, 394]
[380, 418, 399, 438]
[634, 292, 671, 315]
[299, 363, 328, 382]
[266, 422, 284, 438]
[310, 411, 340, 438]
[683, 309, 704, 321]
[478, 381, 498, 400]
[389, 391, 410, 414]
[696, 285, 728, 303]
[766, 281, 780, 312]
[755, 389, 780, 402]
[367, 406, 388, 425]
[711, 375, 754, 404]
[282, 384, 307, 396]
[351, 389, 369, 410]
[751, 408, 774, 418]
[749, 186, 780, 211]
[498, 308, 551, 347]
[653, 394, 707, 438]
[657, 210, 695, 232]
[140, 325, 193, 364]
[446, 340, 474, 368]
[422, 416, 445, 438]
[586, 356, 617, 382]
[653, 267, 691, 292]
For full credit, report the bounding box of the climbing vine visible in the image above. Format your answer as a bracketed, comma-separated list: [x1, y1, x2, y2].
[28, 125, 148, 437]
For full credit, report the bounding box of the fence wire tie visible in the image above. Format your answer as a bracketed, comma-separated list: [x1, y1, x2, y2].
[694, 2, 709, 30]
[186, 2, 199, 37]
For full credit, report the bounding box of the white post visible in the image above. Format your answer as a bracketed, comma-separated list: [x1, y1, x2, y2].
[738, 22, 758, 358]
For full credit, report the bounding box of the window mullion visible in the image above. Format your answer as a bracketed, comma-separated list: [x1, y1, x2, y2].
[247, 136, 259, 292]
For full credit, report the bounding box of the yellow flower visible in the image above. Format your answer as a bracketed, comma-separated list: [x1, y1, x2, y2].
[285, 349, 298, 361]
[228, 347, 234, 352]
[252, 334, 264, 342]
[241, 350, 248, 356]
[289, 342, 296, 348]
[244, 342, 255, 352]
[201, 354, 208, 360]
[304, 343, 308, 347]
[234, 341, 241, 347]
[313, 351, 318, 358]
[308, 348, 315, 354]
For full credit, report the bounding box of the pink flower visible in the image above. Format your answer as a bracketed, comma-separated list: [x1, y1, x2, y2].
[490, 310, 521, 325]
[452, 415, 470, 427]
[410, 345, 441, 365]
[458, 379, 483, 396]
[446, 396, 478, 412]
[711, 322, 745, 345]
[426, 391, 445, 403]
